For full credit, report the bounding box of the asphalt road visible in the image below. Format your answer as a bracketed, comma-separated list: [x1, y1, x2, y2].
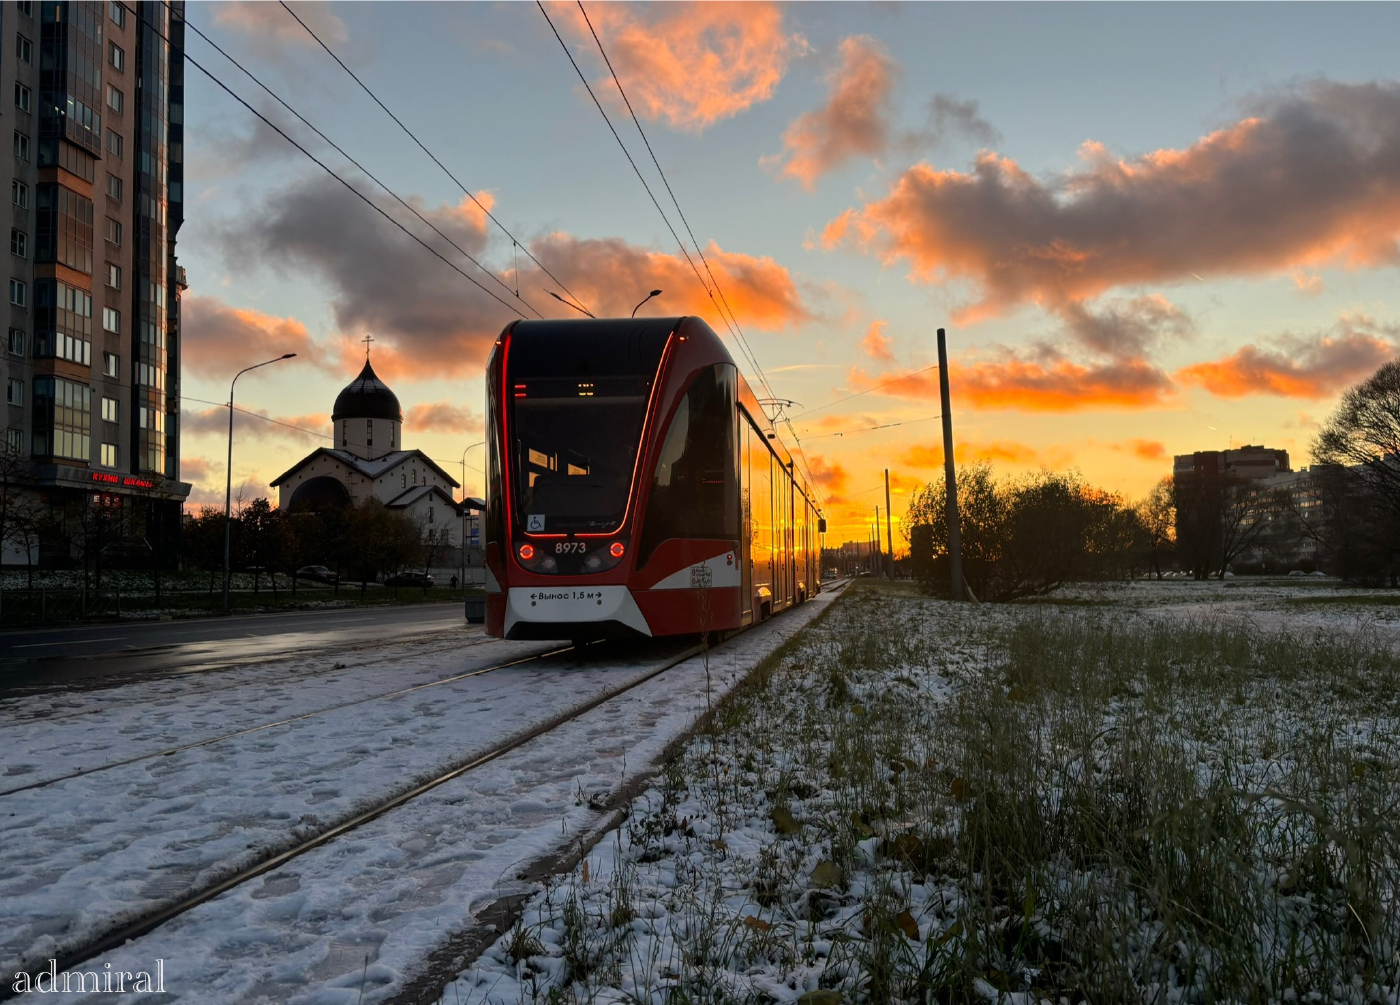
[0, 602, 472, 696]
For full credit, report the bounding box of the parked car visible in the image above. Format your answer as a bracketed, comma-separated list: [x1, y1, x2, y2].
[295, 565, 340, 585]
[384, 572, 435, 588]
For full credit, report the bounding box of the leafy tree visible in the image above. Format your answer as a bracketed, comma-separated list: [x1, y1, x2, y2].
[905, 465, 1144, 601]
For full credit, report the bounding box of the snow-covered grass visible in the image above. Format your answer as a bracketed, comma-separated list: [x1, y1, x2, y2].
[450, 581, 1400, 1004]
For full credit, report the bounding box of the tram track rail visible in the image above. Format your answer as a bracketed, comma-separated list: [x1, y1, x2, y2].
[0, 643, 571, 797]
[27, 639, 704, 987]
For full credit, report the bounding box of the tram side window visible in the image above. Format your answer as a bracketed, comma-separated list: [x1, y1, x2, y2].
[749, 419, 774, 595]
[638, 364, 738, 566]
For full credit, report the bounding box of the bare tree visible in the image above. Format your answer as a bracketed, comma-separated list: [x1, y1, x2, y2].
[1136, 477, 1175, 579]
[1216, 477, 1287, 579]
[1314, 360, 1400, 583]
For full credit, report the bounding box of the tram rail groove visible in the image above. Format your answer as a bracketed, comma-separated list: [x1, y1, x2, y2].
[0, 644, 573, 798]
[28, 641, 703, 986]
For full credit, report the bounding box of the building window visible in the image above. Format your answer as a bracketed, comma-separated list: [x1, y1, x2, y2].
[17, 1, 32, 15]
[31, 376, 92, 461]
[366, 419, 373, 447]
[106, 174, 122, 200]
[6, 379, 21, 406]
[16, 34, 31, 64]
[103, 307, 120, 333]
[340, 420, 346, 447]
[109, 1, 125, 27]
[8, 328, 24, 356]
[10, 229, 26, 258]
[106, 85, 123, 114]
[428, 506, 435, 524]
[34, 280, 92, 365]
[101, 396, 119, 422]
[103, 352, 119, 378]
[105, 130, 122, 159]
[5, 428, 20, 454]
[12, 180, 28, 209]
[35, 185, 95, 275]
[105, 218, 122, 245]
[101, 442, 117, 467]
[109, 42, 124, 70]
[106, 263, 121, 289]
[9, 279, 25, 307]
[14, 83, 30, 113]
[13, 131, 29, 162]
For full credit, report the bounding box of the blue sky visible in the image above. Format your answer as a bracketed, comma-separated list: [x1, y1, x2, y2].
[178, 2, 1400, 539]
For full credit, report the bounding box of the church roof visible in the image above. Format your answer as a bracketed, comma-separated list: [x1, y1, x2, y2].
[332, 359, 402, 422]
[270, 448, 460, 488]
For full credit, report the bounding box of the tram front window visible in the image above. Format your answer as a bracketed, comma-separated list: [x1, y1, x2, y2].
[511, 377, 650, 534]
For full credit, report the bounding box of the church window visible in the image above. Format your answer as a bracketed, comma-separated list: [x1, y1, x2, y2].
[429, 506, 435, 524]
[341, 421, 346, 448]
[366, 419, 373, 447]
[402, 473, 406, 488]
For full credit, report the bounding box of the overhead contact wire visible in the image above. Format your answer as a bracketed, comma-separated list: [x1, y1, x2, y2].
[279, 1, 591, 316]
[574, 2, 775, 402]
[185, 18, 543, 318]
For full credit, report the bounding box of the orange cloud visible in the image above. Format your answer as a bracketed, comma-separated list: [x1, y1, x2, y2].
[770, 35, 896, 188]
[824, 82, 1400, 320]
[1177, 327, 1398, 398]
[531, 235, 810, 332]
[563, 2, 805, 132]
[404, 402, 484, 434]
[859, 320, 894, 362]
[180, 456, 213, 483]
[181, 405, 330, 443]
[1108, 439, 1167, 461]
[902, 440, 1040, 468]
[806, 454, 850, 502]
[216, 170, 809, 382]
[848, 355, 1175, 412]
[181, 296, 324, 381]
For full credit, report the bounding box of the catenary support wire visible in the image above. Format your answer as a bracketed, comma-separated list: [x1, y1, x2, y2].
[279, 0, 591, 316]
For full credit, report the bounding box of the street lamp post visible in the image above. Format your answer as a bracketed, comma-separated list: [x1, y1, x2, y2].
[459, 441, 485, 593]
[223, 354, 297, 612]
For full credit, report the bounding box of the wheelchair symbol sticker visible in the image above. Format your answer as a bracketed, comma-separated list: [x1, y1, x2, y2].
[527, 513, 547, 532]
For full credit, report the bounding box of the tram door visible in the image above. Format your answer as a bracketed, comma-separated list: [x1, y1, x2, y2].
[739, 409, 752, 623]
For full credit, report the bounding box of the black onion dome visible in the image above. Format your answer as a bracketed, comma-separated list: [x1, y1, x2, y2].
[332, 360, 402, 422]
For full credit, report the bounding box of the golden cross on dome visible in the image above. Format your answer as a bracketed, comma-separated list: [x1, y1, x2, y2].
[362, 333, 374, 359]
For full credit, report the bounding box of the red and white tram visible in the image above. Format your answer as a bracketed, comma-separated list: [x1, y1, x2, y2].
[483, 316, 824, 641]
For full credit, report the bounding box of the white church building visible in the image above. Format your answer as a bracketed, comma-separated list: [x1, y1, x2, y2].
[271, 359, 480, 561]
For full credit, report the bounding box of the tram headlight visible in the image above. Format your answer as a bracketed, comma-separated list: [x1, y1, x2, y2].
[541, 556, 558, 572]
[585, 553, 603, 571]
[610, 541, 626, 559]
[518, 543, 535, 562]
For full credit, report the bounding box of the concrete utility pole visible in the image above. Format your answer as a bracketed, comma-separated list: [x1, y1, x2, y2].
[874, 505, 883, 579]
[937, 328, 964, 600]
[884, 468, 894, 579]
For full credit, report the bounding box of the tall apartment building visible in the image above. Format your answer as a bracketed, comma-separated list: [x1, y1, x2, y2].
[1, 0, 188, 565]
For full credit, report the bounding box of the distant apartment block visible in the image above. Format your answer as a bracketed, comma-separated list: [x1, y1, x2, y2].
[1173, 445, 1324, 571]
[2, 0, 188, 565]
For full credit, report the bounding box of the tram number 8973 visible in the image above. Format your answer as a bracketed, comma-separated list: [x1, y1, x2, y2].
[555, 541, 587, 554]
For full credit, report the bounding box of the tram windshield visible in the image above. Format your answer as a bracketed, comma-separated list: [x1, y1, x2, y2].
[507, 322, 672, 535]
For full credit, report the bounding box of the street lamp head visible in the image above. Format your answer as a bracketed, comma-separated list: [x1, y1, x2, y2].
[632, 289, 663, 318]
[281, 353, 297, 359]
